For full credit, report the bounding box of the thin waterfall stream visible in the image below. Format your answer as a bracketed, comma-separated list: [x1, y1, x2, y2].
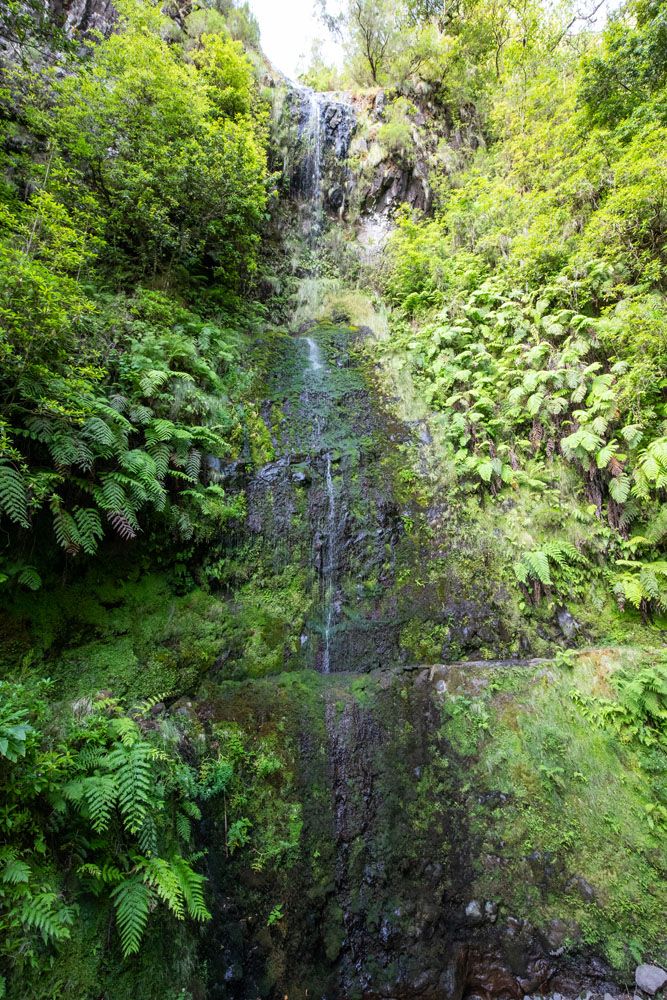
[322, 451, 336, 674]
[303, 334, 338, 674]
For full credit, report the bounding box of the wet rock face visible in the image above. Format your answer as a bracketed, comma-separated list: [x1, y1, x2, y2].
[362, 156, 433, 216]
[286, 87, 356, 222]
[199, 332, 619, 998]
[235, 326, 518, 677]
[201, 668, 622, 1000]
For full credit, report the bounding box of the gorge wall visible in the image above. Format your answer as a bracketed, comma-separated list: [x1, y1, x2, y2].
[188, 92, 665, 999]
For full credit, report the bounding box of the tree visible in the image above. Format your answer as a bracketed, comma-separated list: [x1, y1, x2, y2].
[317, 0, 400, 84]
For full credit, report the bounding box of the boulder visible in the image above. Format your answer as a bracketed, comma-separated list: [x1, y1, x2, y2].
[635, 965, 667, 995]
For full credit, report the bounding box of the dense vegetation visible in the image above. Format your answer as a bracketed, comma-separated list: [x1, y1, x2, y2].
[1, 0, 666, 996]
[0, 1, 271, 992]
[0, 0, 268, 588]
[307, 0, 667, 619]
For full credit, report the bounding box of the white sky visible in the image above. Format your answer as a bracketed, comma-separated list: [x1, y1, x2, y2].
[249, 0, 343, 80]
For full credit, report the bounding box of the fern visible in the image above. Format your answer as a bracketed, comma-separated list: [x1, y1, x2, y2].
[107, 511, 138, 541]
[63, 773, 117, 832]
[175, 812, 192, 844]
[0, 464, 29, 528]
[139, 369, 171, 396]
[185, 449, 202, 482]
[77, 862, 123, 885]
[103, 742, 152, 834]
[172, 856, 211, 922]
[82, 416, 118, 450]
[137, 815, 158, 857]
[522, 549, 552, 586]
[646, 505, 667, 544]
[73, 507, 104, 555]
[634, 437, 667, 499]
[17, 565, 42, 590]
[50, 496, 82, 555]
[21, 891, 74, 942]
[543, 541, 587, 569]
[1, 854, 30, 885]
[139, 857, 185, 920]
[609, 473, 631, 503]
[613, 560, 667, 613]
[111, 877, 150, 957]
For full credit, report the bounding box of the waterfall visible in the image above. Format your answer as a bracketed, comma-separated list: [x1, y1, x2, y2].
[291, 86, 356, 238]
[305, 335, 323, 371]
[303, 335, 339, 673]
[322, 451, 336, 675]
[306, 91, 324, 234]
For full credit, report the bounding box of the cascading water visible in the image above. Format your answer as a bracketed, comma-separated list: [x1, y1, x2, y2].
[322, 451, 336, 674]
[291, 86, 356, 239]
[305, 335, 323, 371]
[303, 334, 339, 674]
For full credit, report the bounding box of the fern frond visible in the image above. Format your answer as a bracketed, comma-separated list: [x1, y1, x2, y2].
[107, 511, 138, 541]
[1, 857, 31, 885]
[172, 856, 211, 922]
[80, 774, 118, 832]
[111, 877, 150, 957]
[73, 508, 104, 556]
[524, 549, 552, 586]
[21, 891, 73, 942]
[103, 742, 152, 834]
[0, 464, 29, 528]
[17, 566, 42, 590]
[50, 497, 81, 555]
[140, 857, 185, 920]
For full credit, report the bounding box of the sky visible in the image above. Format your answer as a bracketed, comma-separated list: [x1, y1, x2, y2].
[249, 0, 342, 80]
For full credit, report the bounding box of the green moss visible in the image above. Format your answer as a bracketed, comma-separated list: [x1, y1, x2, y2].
[399, 620, 450, 662]
[440, 649, 667, 971]
[0, 570, 228, 699]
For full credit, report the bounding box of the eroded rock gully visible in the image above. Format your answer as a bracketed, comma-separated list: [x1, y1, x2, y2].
[196, 87, 633, 1000]
[197, 324, 626, 1000]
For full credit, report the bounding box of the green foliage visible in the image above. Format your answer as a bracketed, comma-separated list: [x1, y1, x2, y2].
[377, 97, 417, 162]
[380, 0, 667, 614]
[572, 653, 667, 746]
[0, 683, 211, 982]
[201, 722, 303, 873]
[471, 650, 667, 967]
[0, 0, 268, 586]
